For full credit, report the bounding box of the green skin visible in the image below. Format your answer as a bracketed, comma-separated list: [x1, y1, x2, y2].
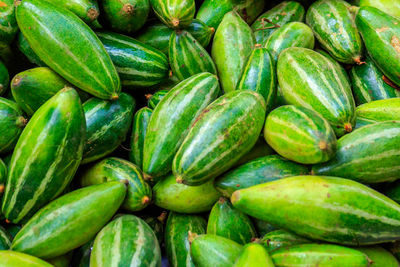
[80, 157, 152, 211]
[233, 243, 275, 267]
[356, 7, 400, 87]
[356, 246, 399, 267]
[0, 251, 53, 267]
[0, 158, 6, 186]
[17, 32, 47, 67]
[169, 30, 217, 81]
[70, 239, 94, 267]
[316, 48, 350, 84]
[264, 22, 315, 63]
[143, 73, 220, 180]
[233, 137, 275, 167]
[0, 225, 11, 250]
[259, 229, 311, 252]
[270, 244, 371, 267]
[264, 105, 337, 164]
[384, 180, 400, 203]
[360, 0, 400, 18]
[150, 0, 195, 29]
[129, 107, 152, 169]
[173, 90, 266, 186]
[207, 197, 256, 245]
[350, 56, 400, 105]
[82, 93, 135, 164]
[90, 215, 161, 267]
[196, 0, 265, 30]
[278, 47, 356, 137]
[103, 0, 149, 33]
[356, 98, 400, 121]
[46, 252, 73, 267]
[0, 0, 18, 45]
[252, 1, 305, 44]
[153, 174, 220, 213]
[16, 0, 120, 100]
[354, 116, 376, 129]
[190, 234, 243, 267]
[141, 213, 166, 245]
[136, 19, 215, 55]
[212, 11, 255, 93]
[147, 89, 168, 109]
[306, 0, 364, 64]
[2, 88, 86, 224]
[236, 47, 276, 110]
[97, 32, 169, 88]
[0, 98, 26, 154]
[43, 0, 100, 25]
[231, 176, 400, 245]
[165, 212, 207, 267]
[313, 121, 400, 183]
[11, 182, 126, 259]
[0, 60, 8, 96]
[11, 67, 89, 116]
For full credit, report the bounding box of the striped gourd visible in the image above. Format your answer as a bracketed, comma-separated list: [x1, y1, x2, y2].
[360, 0, 400, 19]
[103, 0, 149, 33]
[355, 116, 376, 129]
[80, 157, 152, 212]
[46, 253, 73, 267]
[129, 107, 152, 169]
[207, 197, 256, 245]
[11, 67, 90, 116]
[278, 47, 356, 137]
[0, 158, 6, 189]
[149, 0, 195, 29]
[11, 182, 126, 259]
[190, 234, 243, 267]
[147, 89, 168, 109]
[43, 0, 100, 26]
[260, 230, 311, 252]
[356, 7, 400, 87]
[17, 32, 47, 67]
[136, 20, 215, 54]
[143, 73, 220, 180]
[350, 57, 400, 105]
[236, 45, 276, 110]
[16, 0, 120, 99]
[0, 60, 8, 95]
[233, 243, 274, 267]
[264, 105, 337, 164]
[233, 137, 275, 167]
[264, 22, 315, 63]
[165, 212, 207, 267]
[90, 215, 161, 267]
[0, 226, 11, 250]
[316, 48, 350, 84]
[70, 239, 94, 267]
[0, 98, 27, 154]
[97, 32, 169, 88]
[153, 174, 220, 213]
[0, 251, 53, 267]
[173, 90, 266, 186]
[251, 1, 305, 44]
[1, 88, 85, 224]
[356, 246, 399, 267]
[306, 0, 364, 64]
[357, 98, 400, 122]
[212, 11, 255, 93]
[196, 0, 265, 30]
[215, 155, 309, 197]
[312, 121, 400, 183]
[82, 93, 135, 164]
[270, 244, 371, 266]
[0, 0, 18, 44]
[232, 175, 400, 245]
[169, 30, 217, 80]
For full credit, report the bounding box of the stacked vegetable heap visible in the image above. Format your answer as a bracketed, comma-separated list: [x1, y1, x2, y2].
[1, 0, 400, 266]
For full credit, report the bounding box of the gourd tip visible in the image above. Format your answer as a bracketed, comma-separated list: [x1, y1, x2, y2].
[121, 179, 129, 185]
[111, 94, 119, 101]
[145, 93, 153, 100]
[353, 56, 365, 65]
[344, 123, 353, 133]
[172, 18, 180, 27]
[17, 116, 28, 128]
[187, 231, 197, 244]
[5, 219, 10, 224]
[218, 197, 226, 204]
[210, 27, 215, 33]
[87, 8, 99, 20]
[157, 211, 168, 223]
[176, 177, 183, 184]
[0, 184, 4, 193]
[12, 77, 21, 87]
[142, 196, 150, 204]
[123, 4, 135, 14]
[318, 141, 327, 150]
[254, 44, 262, 48]
[143, 173, 152, 181]
[231, 191, 240, 204]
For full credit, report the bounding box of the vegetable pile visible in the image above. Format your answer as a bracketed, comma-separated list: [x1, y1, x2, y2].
[1, 0, 400, 266]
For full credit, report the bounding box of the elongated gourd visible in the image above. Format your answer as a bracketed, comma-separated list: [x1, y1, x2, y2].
[150, 0, 195, 29]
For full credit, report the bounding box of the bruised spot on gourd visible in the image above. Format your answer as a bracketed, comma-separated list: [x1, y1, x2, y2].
[391, 36, 400, 53]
